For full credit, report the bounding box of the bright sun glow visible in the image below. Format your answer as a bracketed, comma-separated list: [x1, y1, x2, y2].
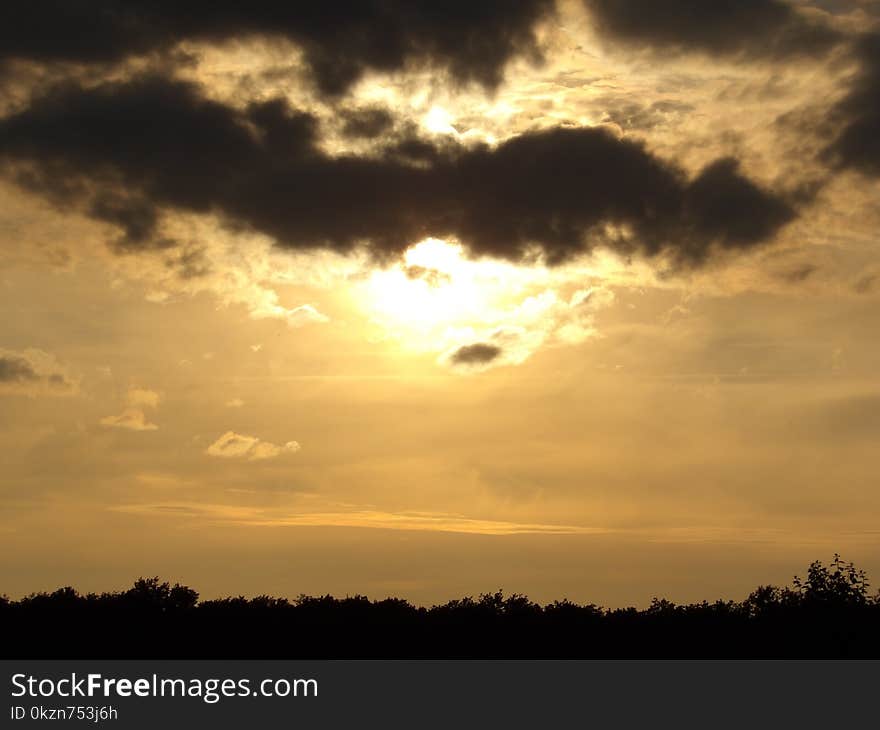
[363, 240, 502, 336]
[356, 239, 613, 367]
[423, 106, 457, 135]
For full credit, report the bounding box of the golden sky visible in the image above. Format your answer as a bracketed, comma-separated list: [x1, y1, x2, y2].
[1, 0, 879, 606]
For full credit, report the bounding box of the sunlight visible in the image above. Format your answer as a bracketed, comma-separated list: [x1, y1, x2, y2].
[423, 106, 457, 135]
[363, 239, 491, 335]
[355, 238, 611, 363]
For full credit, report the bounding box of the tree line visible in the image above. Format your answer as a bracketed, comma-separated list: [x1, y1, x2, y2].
[2, 555, 878, 657]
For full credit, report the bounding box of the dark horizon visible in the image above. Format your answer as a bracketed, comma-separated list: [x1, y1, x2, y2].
[4, 555, 879, 658]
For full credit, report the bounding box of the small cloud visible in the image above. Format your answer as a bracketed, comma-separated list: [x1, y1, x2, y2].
[449, 342, 503, 367]
[100, 408, 158, 431]
[0, 349, 76, 396]
[101, 386, 161, 430]
[206, 431, 300, 461]
[144, 290, 170, 303]
[0, 355, 39, 383]
[405, 265, 452, 287]
[249, 440, 302, 460]
[285, 304, 329, 328]
[433, 283, 614, 373]
[250, 300, 329, 328]
[250, 344, 263, 352]
[225, 398, 245, 408]
[571, 286, 615, 310]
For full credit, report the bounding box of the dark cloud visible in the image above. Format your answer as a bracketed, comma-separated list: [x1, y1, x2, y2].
[340, 107, 396, 139]
[0, 76, 795, 266]
[801, 0, 880, 16]
[824, 33, 880, 176]
[0, 352, 73, 393]
[166, 246, 211, 280]
[450, 343, 503, 366]
[777, 263, 818, 283]
[439, 131, 795, 264]
[584, 0, 842, 60]
[0, 0, 553, 95]
[405, 266, 452, 287]
[677, 158, 796, 263]
[0, 355, 39, 383]
[89, 193, 169, 251]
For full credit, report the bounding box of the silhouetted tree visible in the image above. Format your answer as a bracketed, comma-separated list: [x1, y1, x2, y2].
[792, 554, 870, 607]
[2, 556, 878, 658]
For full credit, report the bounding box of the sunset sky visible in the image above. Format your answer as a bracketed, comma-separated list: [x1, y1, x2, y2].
[2, 0, 880, 606]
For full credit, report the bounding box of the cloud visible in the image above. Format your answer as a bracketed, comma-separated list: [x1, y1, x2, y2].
[678, 158, 796, 263]
[225, 398, 245, 408]
[282, 304, 330, 328]
[583, 0, 843, 60]
[110, 502, 603, 535]
[0, 348, 75, 395]
[99, 408, 158, 431]
[0, 76, 796, 268]
[362, 240, 618, 371]
[776, 263, 818, 283]
[0, 355, 40, 383]
[0, 0, 553, 95]
[206, 431, 301, 461]
[100, 386, 160, 430]
[405, 265, 452, 287]
[339, 106, 396, 139]
[824, 33, 880, 176]
[449, 342, 503, 367]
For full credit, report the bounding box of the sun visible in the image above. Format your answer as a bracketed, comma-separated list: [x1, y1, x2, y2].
[364, 240, 482, 330]
[356, 238, 558, 358]
[353, 237, 613, 366]
[422, 106, 457, 135]
[359, 238, 525, 344]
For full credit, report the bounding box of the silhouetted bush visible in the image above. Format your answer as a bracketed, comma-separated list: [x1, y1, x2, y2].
[2, 555, 878, 658]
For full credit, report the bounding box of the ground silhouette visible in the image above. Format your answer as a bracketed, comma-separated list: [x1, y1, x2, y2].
[2, 555, 878, 658]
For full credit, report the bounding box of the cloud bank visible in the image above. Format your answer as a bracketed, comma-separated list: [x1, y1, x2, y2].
[0, 0, 553, 95]
[0, 76, 795, 267]
[583, 0, 842, 60]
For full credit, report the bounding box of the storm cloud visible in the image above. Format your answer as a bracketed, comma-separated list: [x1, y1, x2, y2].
[583, 0, 842, 60]
[0, 0, 552, 95]
[824, 33, 880, 177]
[0, 75, 796, 266]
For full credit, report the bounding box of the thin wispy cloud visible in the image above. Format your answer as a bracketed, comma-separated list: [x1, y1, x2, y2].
[111, 503, 604, 536]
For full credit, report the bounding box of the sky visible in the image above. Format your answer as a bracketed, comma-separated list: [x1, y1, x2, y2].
[1, 0, 880, 607]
